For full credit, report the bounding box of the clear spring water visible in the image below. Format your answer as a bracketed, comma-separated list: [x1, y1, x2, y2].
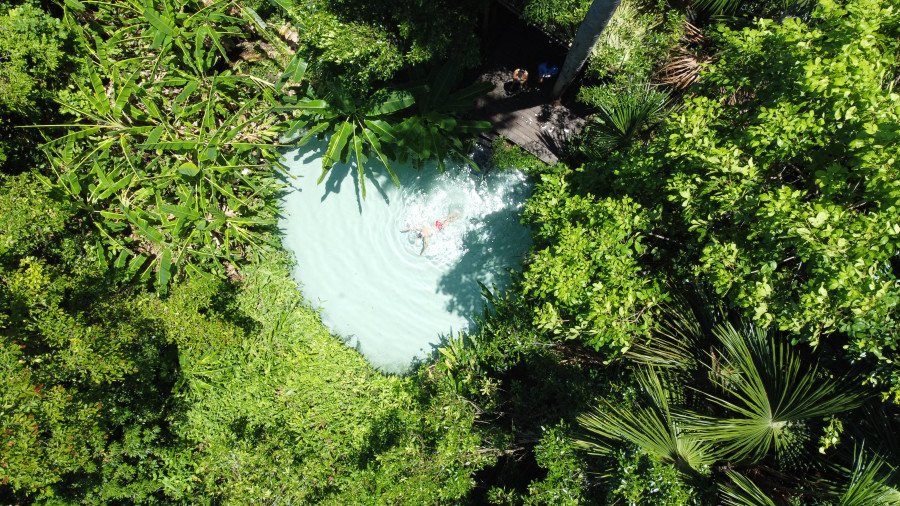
[279, 142, 532, 373]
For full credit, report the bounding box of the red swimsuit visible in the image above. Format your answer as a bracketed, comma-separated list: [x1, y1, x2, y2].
[434, 220, 444, 231]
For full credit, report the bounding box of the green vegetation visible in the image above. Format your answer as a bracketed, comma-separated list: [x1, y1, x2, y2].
[0, 1, 71, 167]
[0, 172, 489, 501]
[2, 0, 899, 502]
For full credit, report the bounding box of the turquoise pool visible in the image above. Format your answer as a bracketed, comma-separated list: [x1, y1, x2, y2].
[279, 143, 532, 372]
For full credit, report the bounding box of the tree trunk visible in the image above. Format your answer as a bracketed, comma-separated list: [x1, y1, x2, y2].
[552, 0, 621, 99]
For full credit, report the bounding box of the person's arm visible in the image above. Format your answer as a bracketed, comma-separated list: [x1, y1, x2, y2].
[419, 235, 429, 255]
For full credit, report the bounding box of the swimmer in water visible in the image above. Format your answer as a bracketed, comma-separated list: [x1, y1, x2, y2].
[402, 211, 461, 255]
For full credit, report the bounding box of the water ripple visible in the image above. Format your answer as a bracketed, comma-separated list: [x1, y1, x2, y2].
[279, 142, 532, 373]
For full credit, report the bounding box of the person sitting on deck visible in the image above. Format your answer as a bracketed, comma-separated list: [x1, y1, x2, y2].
[508, 68, 528, 95]
[401, 211, 461, 256]
[537, 62, 559, 84]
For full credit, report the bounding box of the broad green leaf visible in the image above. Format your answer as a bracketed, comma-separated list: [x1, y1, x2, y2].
[368, 91, 415, 116]
[160, 203, 201, 220]
[279, 119, 309, 143]
[242, 6, 267, 31]
[319, 121, 353, 183]
[364, 119, 398, 143]
[352, 132, 366, 199]
[273, 99, 328, 111]
[97, 174, 134, 200]
[361, 127, 400, 187]
[157, 247, 173, 293]
[143, 1, 175, 37]
[174, 80, 200, 106]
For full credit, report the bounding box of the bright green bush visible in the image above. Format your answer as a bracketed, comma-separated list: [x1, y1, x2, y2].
[0, 172, 74, 258]
[660, 0, 900, 398]
[0, 1, 67, 114]
[0, 174, 174, 501]
[0, 340, 106, 498]
[522, 169, 668, 353]
[138, 261, 492, 503]
[0, 1, 70, 166]
[574, 0, 900, 398]
[521, 0, 591, 40]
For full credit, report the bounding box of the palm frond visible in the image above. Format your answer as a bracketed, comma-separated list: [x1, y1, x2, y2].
[694, 323, 866, 463]
[720, 471, 777, 506]
[837, 448, 900, 506]
[627, 303, 704, 369]
[581, 83, 669, 155]
[576, 368, 715, 474]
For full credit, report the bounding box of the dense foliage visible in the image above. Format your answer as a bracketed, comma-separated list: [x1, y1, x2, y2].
[0, 1, 71, 168]
[2, 0, 900, 502]
[1, 0, 494, 502]
[0, 172, 491, 502]
[277, 0, 485, 94]
[586, 0, 900, 398]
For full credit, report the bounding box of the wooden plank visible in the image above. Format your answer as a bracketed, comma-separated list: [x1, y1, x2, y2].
[472, 69, 585, 165]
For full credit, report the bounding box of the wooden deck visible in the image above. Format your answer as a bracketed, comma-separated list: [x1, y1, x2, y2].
[474, 69, 586, 165]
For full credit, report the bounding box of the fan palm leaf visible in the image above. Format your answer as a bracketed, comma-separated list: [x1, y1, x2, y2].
[837, 448, 900, 506]
[720, 471, 777, 506]
[694, 323, 866, 463]
[582, 84, 668, 155]
[576, 368, 715, 475]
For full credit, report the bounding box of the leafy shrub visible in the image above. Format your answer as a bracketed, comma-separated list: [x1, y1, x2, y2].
[0, 1, 67, 114]
[0, 177, 175, 501]
[521, 0, 592, 40]
[573, 0, 900, 399]
[524, 423, 591, 505]
[136, 261, 493, 503]
[522, 169, 668, 353]
[278, 0, 483, 94]
[0, 172, 74, 259]
[660, 0, 900, 398]
[605, 449, 703, 505]
[0, 1, 70, 167]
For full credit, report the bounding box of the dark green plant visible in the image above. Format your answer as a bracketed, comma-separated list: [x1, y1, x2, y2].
[628, 306, 867, 465]
[577, 367, 716, 476]
[578, 83, 669, 156]
[692, 323, 865, 463]
[836, 449, 900, 506]
[720, 450, 900, 505]
[720, 471, 777, 506]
